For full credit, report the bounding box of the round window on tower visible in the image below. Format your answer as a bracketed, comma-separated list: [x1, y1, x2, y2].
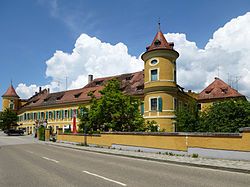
[150, 59, 159, 66]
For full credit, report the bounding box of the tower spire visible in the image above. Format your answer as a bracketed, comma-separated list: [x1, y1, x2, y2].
[158, 17, 161, 31]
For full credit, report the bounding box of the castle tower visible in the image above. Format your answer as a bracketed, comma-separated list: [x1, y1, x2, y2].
[2, 84, 20, 111]
[141, 26, 179, 131]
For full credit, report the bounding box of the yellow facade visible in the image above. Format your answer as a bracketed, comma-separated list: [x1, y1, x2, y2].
[2, 97, 19, 111]
[141, 42, 195, 131]
[17, 105, 86, 134]
[57, 131, 250, 152]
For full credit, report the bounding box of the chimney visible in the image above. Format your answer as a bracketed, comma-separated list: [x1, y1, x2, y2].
[39, 87, 42, 93]
[188, 90, 192, 93]
[88, 75, 93, 83]
[47, 88, 50, 93]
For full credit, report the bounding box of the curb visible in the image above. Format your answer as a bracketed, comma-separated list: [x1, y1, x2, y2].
[43, 142, 250, 175]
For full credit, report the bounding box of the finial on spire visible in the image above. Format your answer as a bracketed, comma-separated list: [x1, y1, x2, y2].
[158, 17, 161, 31]
[11, 79, 13, 85]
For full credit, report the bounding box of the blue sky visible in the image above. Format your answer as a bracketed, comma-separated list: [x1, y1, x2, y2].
[1, 0, 250, 109]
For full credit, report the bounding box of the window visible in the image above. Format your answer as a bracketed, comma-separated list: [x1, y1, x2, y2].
[49, 111, 52, 119]
[154, 39, 161, 46]
[136, 85, 144, 91]
[150, 98, 157, 111]
[174, 98, 178, 111]
[74, 93, 81, 98]
[150, 97, 163, 112]
[150, 59, 158, 66]
[9, 100, 14, 110]
[64, 110, 68, 118]
[174, 68, 176, 82]
[151, 69, 158, 81]
[56, 111, 60, 119]
[41, 112, 45, 120]
[126, 76, 133, 81]
[197, 104, 201, 110]
[95, 81, 103, 86]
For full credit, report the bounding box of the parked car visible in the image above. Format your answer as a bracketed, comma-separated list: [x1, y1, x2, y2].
[4, 129, 24, 136]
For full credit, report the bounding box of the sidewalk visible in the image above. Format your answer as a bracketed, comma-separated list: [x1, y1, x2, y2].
[41, 141, 250, 174]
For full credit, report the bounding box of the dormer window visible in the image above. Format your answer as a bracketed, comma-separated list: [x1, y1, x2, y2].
[154, 39, 161, 46]
[126, 76, 133, 81]
[221, 88, 228, 94]
[205, 90, 211, 94]
[136, 85, 144, 91]
[205, 88, 213, 94]
[56, 95, 63, 100]
[74, 93, 82, 98]
[95, 81, 103, 86]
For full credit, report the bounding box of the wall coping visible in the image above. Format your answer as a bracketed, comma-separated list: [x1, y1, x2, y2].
[59, 131, 245, 138]
[59, 133, 101, 137]
[239, 127, 250, 132]
[100, 132, 241, 137]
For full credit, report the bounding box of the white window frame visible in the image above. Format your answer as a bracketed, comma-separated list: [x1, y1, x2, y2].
[149, 96, 161, 112]
[9, 100, 14, 110]
[149, 58, 159, 66]
[149, 68, 159, 81]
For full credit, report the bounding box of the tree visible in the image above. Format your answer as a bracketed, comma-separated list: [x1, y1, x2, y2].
[199, 99, 250, 133]
[175, 99, 250, 133]
[175, 101, 199, 132]
[78, 79, 145, 132]
[78, 106, 91, 133]
[0, 108, 18, 130]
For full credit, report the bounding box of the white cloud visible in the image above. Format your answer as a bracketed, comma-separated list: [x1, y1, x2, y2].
[16, 34, 143, 98]
[16, 84, 39, 99]
[16, 12, 250, 99]
[166, 12, 250, 98]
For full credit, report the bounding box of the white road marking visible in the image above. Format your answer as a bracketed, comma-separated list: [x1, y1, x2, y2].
[82, 170, 127, 186]
[42, 156, 59, 163]
[48, 145, 250, 176]
[26, 150, 34, 154]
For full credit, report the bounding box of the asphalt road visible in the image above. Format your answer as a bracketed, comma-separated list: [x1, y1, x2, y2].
[0, 132, 249, 187]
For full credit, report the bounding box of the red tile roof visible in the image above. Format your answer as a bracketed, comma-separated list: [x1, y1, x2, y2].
[198, 77, 245, 101]
[2, 85, 19, 98]
[146, 31, 174, 52]
[20, 71, 144, 110]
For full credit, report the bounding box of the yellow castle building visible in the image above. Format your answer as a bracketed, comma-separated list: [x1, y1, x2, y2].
[1, 27, 246, 134]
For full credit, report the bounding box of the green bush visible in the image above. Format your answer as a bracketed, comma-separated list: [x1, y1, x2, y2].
[38, 126, 45, 141]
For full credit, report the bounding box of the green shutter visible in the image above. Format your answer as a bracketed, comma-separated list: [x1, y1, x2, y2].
[140, 102, 144, 115]
[61, 110, 64, 119]
[70, 109, 73, 118]
[38, 112, 40, 120]
[69, 109, 71, 119]
[46, 111, 48, 119]
[158, 97, 162, 112]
